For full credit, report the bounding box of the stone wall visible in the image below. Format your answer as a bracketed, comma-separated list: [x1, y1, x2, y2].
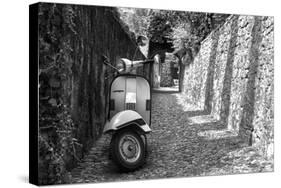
[251, 17, 274, 158]
[209, 18, 233, 121]
[180, 34, 212, 111]
[69, 5, 146, 154]
[179, 15, 274, 159]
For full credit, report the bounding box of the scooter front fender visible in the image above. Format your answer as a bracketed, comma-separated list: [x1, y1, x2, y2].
[103, 110, 151, 134]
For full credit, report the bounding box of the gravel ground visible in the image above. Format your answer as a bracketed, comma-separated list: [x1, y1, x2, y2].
[70, 93, 273, 184]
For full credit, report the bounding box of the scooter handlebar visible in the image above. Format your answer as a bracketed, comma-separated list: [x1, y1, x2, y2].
[117, 58, 154, 73]
[102, 54, 155, 73]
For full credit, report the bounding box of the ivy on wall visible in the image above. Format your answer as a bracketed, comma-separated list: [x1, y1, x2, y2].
[38, 3, 80, 184]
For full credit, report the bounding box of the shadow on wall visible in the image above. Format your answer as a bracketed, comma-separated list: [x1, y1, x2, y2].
[177, 14, 274, 159]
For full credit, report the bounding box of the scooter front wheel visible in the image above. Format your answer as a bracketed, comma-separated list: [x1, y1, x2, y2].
[110, 128, 145, 172]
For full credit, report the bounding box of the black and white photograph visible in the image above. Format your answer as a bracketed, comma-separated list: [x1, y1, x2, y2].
[28, 1, 274, 186]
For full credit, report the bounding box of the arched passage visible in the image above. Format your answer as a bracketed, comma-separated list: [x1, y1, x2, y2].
[147, 40, 174, 90]
[149, 47, 193, 92]
[150, 51, 181, 92]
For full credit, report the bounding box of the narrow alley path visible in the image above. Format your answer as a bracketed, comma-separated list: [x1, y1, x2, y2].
[70, 93, 272, 184]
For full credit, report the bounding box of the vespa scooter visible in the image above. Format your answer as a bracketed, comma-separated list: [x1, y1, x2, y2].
[102, 56, 154, 172]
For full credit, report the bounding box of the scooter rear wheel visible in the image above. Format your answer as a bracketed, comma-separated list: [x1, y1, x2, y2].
[110, 128, 145, 172]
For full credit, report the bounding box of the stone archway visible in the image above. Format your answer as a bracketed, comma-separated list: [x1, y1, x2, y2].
[152, 54, 161, 88]
[149, 49, 167, 89]
[147, 40, 174, 88]
[174, 48, 194, 92]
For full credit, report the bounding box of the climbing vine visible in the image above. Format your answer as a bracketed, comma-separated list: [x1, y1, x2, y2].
[38, 3, 81, 184]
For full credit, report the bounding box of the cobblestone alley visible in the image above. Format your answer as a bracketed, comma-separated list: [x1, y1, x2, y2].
[70, 92, 272, 184]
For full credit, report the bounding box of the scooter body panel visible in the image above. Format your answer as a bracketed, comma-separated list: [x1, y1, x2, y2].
[103, 110, 151, 134]
[109, 75, 151, 126]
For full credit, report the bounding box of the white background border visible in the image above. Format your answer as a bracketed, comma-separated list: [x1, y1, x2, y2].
[0, 0, 279, 187]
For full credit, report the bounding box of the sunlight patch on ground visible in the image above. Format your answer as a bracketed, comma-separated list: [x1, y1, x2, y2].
[188, 115, 218, 124]
[153, 86, 179, 93]
[198, 129, 238, 140]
